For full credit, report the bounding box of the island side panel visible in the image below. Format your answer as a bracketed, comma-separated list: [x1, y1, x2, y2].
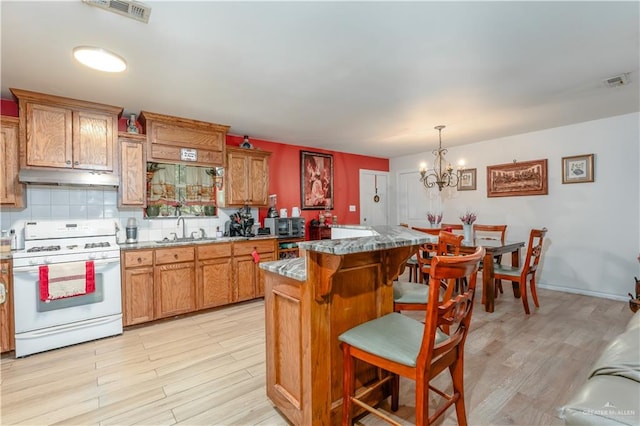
[264, 272, 304, 426]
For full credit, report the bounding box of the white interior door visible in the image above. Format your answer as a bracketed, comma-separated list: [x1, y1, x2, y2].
[359, 170, 388, 226]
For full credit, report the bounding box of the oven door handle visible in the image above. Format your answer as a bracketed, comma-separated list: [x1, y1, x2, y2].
[13, 258, 120, 273]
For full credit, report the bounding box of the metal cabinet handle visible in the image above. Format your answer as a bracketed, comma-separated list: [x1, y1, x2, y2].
[0, 282, 6, 305]
[74, 161, 79, 165]
[66, 160, 71, 165]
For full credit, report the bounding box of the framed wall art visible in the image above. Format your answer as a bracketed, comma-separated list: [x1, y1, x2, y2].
[300, 151, 334, 210]
[457, 168, 477, 191]
[562, 154, 594, 184]
[487, 159, 548, 197]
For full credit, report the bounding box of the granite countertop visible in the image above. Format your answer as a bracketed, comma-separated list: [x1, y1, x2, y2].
[297, 225, 434, 255]
[119, 235, 277, 250]
[259, 225, 435, 281]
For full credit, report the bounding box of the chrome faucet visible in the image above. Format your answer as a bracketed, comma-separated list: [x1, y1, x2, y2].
[176, 217, 186, 239]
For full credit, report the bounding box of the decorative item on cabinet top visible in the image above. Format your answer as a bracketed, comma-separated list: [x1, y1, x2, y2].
[138, 111, 229, 167]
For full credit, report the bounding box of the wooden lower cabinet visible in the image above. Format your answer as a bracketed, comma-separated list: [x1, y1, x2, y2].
[155, 247, 196, 318]
[0, 260, 15, 353]
[197, 243, 232, 309]
[233, 240, 276, 300]
[122, 250, 154, 326]
[121, 239, 275, 327]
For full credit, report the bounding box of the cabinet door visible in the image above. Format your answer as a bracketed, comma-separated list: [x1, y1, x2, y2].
[0, 117, 24, 207]
[248, 155, 269, 206]
[155, 262, 196, 318]
[0, 261, 15, 353]
[227, 150, 249, 205]
[73, 110, 114, 171]
[234, 255, 256, 302]
[123, 267, 154, 326]
[119, 135, 146, 207]
[198, 257, 233, 309]
[25, 102, 73, 168]
[255, 252, 275, 297]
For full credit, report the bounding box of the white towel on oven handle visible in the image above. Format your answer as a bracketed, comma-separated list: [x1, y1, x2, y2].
[39, 261, 95, 301]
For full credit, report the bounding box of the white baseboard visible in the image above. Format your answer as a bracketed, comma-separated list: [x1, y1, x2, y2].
[537, 283, 628, 302]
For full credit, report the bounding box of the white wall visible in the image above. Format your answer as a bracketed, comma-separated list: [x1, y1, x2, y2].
[389, 112, 640, 300]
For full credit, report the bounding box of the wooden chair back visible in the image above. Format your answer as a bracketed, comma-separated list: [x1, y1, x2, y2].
[420, 247, 484, 367]
[411, 226, 440, 236]
[523, 227, 547, 276]
[440, 223, 463, 231]
[473, 224, 507, 243]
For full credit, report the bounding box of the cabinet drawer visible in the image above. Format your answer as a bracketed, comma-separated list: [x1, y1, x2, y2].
[124, 250, 154, 267]
[155, 246, 195, 264]
[198, 243, 232, 260]
[234, 240, 275, 256]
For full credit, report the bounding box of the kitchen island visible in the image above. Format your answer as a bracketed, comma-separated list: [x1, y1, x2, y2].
[260, 225, 433, 426]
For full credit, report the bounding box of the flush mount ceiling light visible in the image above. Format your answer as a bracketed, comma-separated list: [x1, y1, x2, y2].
[73, 46, 127, 72]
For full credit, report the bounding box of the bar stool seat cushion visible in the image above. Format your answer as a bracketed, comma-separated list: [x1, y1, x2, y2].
[338, 312, 447, 367]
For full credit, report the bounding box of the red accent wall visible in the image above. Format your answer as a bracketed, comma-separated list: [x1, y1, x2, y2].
[226, 135, 389, 227]
[1, 99, 19, 117]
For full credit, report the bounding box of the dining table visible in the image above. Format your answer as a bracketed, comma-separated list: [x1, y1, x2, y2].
[459, 239, 526, 313]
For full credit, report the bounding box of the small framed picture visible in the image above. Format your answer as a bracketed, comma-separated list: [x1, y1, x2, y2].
[562, 154, 594, 184]
[457, 168, 477, 191]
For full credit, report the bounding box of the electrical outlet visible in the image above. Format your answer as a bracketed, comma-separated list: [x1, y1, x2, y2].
[349, 205, 356, 212]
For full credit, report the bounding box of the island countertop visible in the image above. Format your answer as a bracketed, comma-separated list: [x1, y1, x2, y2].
[259, 225, 435, 281]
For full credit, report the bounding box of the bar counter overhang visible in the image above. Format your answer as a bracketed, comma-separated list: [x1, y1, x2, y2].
[260, 225, 434, 425]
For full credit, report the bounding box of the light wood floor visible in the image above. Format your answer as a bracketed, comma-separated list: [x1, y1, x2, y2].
[1, 280, 633, 426]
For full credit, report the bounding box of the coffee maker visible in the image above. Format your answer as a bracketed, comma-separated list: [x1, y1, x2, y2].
[125, 217, 138, 243]
[267, 194, 279, 218]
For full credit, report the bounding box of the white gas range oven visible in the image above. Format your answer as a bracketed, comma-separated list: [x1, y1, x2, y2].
[11, 219, 122, 357]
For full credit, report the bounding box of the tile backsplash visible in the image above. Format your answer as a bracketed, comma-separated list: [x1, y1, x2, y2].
[0, 186, 254, 249]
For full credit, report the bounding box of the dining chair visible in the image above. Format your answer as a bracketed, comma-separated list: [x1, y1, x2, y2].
[493, 227, 547, 314]
[473, 224, 508, 294]
[394, 231, 463, 313]
[339, 246, 484, 426]
[399, 223, 420, 282]
[440, 223, 463, 232]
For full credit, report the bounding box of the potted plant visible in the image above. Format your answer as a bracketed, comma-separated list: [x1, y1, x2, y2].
[146, 204, 161, 217]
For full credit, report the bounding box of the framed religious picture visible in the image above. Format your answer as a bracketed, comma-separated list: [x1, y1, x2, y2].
[457, 168, 477, 191]
[300, 151, 334, 210]
[487, 159, 548, 197]
[562, 154, 594, 184]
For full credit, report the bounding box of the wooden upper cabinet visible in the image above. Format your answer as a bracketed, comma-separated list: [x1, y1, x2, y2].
[139, 111, 229, 167]
[226, 147, 271, 207]
[10, 88, 122, 173]
[0, 116, 25, 207]
[118, 133, 146, 207]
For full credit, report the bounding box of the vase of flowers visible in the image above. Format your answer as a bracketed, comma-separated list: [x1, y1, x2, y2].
[460, 211, 477, 243]
[427, 212, 443, 228]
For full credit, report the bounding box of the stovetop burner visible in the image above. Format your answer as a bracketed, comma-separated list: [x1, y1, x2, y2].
[26, 245, 61, 253]
[85, 242, 111, 249]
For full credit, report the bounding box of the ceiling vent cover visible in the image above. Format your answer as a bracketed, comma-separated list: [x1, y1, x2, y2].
[83, 0, 151, 24]
[603, 73, 630, 88]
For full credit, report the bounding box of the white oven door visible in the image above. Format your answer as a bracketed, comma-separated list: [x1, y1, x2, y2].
[13, 259, 122, 334]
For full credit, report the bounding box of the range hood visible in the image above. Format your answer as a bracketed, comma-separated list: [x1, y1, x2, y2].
[19, 169, 120, 187]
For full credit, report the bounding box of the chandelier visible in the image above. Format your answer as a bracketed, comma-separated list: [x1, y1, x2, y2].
[419, 125, 459, 191]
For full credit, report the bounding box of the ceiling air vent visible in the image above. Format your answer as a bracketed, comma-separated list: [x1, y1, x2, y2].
[83, 0, 151, 24]
[603, 73, 630, 88]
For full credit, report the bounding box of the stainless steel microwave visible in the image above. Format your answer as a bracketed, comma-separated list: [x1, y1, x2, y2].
[264, 217, 305, 238]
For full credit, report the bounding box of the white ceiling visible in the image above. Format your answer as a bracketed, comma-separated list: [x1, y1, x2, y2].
[1, 1, 638, 158]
